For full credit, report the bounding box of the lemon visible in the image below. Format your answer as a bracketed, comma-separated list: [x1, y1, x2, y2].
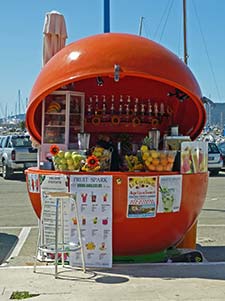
[142, 152, 149, 161]
[146, 157, 153, 164]
[150, 150, 159, 158]
[141, 145, 148, 152]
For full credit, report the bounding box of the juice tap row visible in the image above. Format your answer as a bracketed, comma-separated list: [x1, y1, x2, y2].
[86, 95, 172, 118]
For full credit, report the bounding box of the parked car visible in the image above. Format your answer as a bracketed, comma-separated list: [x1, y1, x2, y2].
[208, 142, 223, 176]
[0, 134, 37, 179]
[217, 141, 225, 168]
[0, 135, 5, 146]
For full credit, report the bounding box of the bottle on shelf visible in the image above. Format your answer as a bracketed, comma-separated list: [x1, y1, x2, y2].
[87, 97, 93, 121]
[102, 95, 107, 115]
[94, 95, 99, 116]
[134, 98, 139, 116]
[154, 102, 158, 117]
[119, 95, 123, 115]
[125, 95, 131, 122]
[141, 103, 145, 122]
[102, 95, 107, 122]
[147, 99, 152, 122]
[110, 95, 115, 115]
[160, 102, 165, 116]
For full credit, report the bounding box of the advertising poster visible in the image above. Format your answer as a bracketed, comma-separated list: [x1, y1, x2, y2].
[127, 176, 158, 218]
[158, 175, 182, 213]
[27, 173, 39, 193]
[181, 141, 208, 174]
[70, 175, 113, 268]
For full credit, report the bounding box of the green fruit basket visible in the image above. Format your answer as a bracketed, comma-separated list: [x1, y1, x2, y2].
[52, 150, 86, 172]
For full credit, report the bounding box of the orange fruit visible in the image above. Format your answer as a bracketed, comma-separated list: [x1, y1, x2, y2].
[167, 155, 175, 163]
[160, 152, 167, 159]
[152, 158, 160, 166]
[160, 158, 168, 166]
[147, 164, 156, 171]
[166, 163, 173, 171]
[156, 164, 163, 171]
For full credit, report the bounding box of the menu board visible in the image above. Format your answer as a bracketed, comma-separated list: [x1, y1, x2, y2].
[127, 176, 158, 218]
[70, 175, 113, 268]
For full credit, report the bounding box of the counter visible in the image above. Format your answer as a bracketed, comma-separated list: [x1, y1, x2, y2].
[26, 167, 208, 256]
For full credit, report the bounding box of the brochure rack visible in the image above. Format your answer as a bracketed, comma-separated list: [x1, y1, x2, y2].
[33, 192, 86, 278]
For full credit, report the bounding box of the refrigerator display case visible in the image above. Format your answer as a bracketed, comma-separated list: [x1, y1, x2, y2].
[40, 91, 84, 161]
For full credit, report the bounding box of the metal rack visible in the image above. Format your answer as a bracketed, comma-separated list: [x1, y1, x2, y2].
[33, 192, 86, 278]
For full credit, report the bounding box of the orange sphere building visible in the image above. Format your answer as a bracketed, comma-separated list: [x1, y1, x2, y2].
[26, 33, 208, 257]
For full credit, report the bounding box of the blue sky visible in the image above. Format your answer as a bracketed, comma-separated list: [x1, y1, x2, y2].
[0, 0, 225, 118]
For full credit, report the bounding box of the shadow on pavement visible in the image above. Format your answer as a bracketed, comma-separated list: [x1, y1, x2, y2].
[0, 173, 26, 182]
[0, 233, 18, 265]
[92, 261, 225, 281]
[197, 244, 225, 262]
[211, 172, 225, 177]
[202, 208, 225, 213]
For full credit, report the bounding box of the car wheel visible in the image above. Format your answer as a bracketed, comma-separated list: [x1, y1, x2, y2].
[2, 161, 12, 179]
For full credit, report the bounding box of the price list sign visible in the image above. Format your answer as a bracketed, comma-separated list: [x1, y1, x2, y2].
[70, 175, 113, 268]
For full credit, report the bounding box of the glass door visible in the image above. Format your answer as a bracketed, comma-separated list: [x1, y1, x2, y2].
[68, 93, 85, 148]
[43, 94, 66, 144]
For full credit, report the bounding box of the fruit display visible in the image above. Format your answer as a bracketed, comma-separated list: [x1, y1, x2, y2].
[124, 154, 144, 171]
[52, 150, 85, 171]
[181, 145, 207, 173]
[91, 146, 112, 171]
[81, 155, 101, 172]
[141, 148, 176, 172]
[46, 101, 61, 113]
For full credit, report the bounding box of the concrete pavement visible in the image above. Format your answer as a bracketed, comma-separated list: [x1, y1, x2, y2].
[1, 172, 225, 300]
[1, 262, 225, 300]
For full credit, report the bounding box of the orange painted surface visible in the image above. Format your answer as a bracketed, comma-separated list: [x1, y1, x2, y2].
[176, 221, 197, 249]
[26, 33, 206, 143]
[25, 33, 208, 255]
[26, 169, 208, 256]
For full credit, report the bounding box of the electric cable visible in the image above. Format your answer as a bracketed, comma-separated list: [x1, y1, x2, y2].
[153, 0, 172, 40]
[159, 0, 175, 42]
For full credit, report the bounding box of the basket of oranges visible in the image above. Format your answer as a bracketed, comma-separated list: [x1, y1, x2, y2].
[141, 145, 176, 172]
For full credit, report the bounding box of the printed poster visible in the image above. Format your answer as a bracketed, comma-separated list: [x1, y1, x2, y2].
[181, 141, 208, 174]
[158, 175, 182, 213]
[27, 173, 39, 193]
[70, 175, 113, 268]
[127, 176, 158, 218]
[40, 174, 69, 248]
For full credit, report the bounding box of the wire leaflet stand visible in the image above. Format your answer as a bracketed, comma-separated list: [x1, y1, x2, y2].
[34, 192, 86, 279]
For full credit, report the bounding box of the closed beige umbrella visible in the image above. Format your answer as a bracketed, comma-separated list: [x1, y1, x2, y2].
[43, 10, 67, 65]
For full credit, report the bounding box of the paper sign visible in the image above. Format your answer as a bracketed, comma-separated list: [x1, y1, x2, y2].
[40, 174, 69, 250]
[70, 175, 113, 268]
[27, 173, 39, 193]
[127, 176, 158, 218]
[158, 175, 182, 213]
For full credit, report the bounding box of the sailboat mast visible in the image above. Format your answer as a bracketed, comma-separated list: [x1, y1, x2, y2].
[138, 16, 144, 36]
[183, 0, 188, 65]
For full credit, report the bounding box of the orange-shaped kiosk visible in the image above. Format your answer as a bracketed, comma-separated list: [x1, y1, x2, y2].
[26, 33, 208, 256]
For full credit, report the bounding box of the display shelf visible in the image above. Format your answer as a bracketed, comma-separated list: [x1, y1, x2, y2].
[85, 122, 153, 134]
[41, 91, 85, 161]
[45, 125, 65, 128]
